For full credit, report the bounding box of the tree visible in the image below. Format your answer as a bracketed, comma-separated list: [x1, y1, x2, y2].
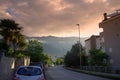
[12, 32, 27, 51]
[89, 49, 109, 66]
[43, 54, 53, 66]
[64, 42, 88, 67]
[0, 19, 25, 57]
[27, 40, 44, 62]
[0, 40, 9, 52]
[64, 51, 72, 67]
[56, 57, 63, 65]
[0, 19, 22, 46]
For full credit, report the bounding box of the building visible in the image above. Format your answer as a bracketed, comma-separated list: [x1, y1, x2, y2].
[94, 32, 106, 53]
[85, 35, 100, 56]
[99, 10, 120, 70]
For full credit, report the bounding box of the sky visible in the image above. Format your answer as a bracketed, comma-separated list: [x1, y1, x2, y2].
[0, 0, 120, 37]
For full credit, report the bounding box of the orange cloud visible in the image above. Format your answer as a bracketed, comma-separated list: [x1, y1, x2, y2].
[47, 0, 72, 11]
[0, 0, 120, 37]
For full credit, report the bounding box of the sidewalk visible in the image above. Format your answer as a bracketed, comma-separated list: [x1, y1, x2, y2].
[65, 67, 120, 80]
[45, 69, 53, 80]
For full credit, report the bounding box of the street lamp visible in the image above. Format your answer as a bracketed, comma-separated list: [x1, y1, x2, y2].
[76, 24, 81, 67]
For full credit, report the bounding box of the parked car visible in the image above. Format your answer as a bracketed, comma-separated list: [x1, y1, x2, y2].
[30, 62, 45, 72]
[30, 62, 46, 79]
[13, 66, 45, 80]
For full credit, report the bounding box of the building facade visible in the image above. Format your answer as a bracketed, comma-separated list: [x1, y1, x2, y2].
[85, 35, 100, 56]
[99, 10, 120, 69]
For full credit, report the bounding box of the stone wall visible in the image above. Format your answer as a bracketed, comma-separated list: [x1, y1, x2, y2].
[0, 56, 30, 80]
[0, 56, 15, 80]
[15, 56, 30, 69]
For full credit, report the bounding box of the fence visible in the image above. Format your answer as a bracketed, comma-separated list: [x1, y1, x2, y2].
[80, 66, 120, 74]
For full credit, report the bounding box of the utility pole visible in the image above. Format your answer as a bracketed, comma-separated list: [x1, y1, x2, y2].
[76, 24, 81, 67]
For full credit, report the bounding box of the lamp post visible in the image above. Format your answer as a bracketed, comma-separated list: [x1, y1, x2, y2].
[76, 24, 81, 67]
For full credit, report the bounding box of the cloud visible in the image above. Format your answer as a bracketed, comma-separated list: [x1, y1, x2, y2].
[0, 0, 120, 37]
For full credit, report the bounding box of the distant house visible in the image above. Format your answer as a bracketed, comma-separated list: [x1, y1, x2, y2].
[85, 35, 100, 56]
[99, 10, 120, 70]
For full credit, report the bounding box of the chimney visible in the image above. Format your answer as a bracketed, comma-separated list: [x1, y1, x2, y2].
[103, 13, 107, 20]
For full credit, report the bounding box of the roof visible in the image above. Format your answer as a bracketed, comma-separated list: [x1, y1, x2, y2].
[99, 10, 120, 28]
[85, 35, 100, 42]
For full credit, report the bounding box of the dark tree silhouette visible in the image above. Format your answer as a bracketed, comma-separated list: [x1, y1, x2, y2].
[0, 19, 26, 56]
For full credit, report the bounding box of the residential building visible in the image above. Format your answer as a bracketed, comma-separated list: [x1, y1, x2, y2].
[85, 38, 91, 56]
[95, 32, 106, 53]
[96, 35, 101, 50]
[99, 10, 120, 70]
[85, 35, 100, 56]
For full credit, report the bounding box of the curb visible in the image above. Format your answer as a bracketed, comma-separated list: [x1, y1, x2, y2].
[64, 67, 120, 80]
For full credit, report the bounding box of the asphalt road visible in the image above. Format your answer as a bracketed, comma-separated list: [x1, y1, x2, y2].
[46, 65, 113, 80]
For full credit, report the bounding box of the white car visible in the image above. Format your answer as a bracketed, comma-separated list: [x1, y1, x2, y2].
[13, 66, 45, 80]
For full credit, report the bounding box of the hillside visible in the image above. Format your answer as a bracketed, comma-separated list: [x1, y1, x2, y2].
[26, 36, 87, 57]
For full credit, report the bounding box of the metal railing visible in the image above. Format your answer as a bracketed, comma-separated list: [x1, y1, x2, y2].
[80, 66, 120, 74]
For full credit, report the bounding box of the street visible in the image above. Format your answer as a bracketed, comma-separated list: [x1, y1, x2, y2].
[46, 65, 113, 80]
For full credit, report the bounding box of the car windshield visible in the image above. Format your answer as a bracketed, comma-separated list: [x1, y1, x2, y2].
[17, 67, 42, 76]
[30, 63, 42, 68]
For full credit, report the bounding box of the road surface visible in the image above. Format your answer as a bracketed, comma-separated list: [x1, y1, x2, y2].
[46, 65, 113, 80]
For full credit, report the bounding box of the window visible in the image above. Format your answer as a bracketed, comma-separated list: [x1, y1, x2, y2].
[17, 67, 42, 76]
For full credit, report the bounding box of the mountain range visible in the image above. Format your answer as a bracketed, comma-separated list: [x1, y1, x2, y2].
[26, 36, 87, 58]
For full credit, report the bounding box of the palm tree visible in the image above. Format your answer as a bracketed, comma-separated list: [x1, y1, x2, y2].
[0, 19, 23, 56]
[12, 31, 27, 51]
[0, 19, 23, 46]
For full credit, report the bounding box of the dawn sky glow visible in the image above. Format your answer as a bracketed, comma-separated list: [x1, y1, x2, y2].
[0, 0, 120, 37]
